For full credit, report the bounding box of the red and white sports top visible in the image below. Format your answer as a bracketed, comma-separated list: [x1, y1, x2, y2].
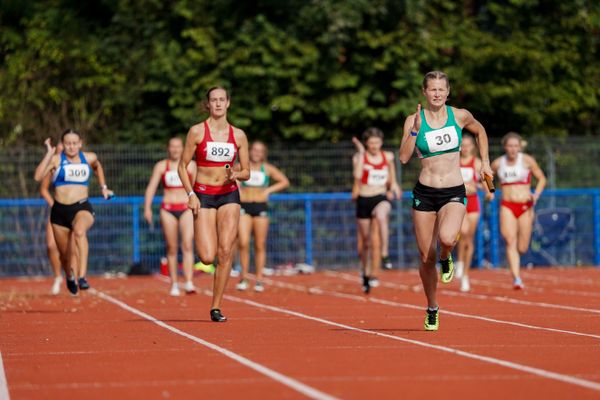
[195, 121, 238, 168]
[360, 151, 389, 187]
[460, 157, 478, 184]
[498, 152, 531, 185]
[162, 160, 189, 189]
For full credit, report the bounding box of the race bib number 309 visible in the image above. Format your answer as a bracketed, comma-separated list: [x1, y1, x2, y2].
[64, 164, 90, 183]
[425, 126, 459, 153]
[206, 142, 235, 163]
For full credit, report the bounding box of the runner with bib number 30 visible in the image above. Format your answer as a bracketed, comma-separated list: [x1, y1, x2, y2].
[399, 71, 493, 331]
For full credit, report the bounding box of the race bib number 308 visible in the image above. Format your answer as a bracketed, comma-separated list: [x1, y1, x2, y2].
[64, 164, 90, 183]
[206, 142, 235, 163]
[425, 126, 459, 153]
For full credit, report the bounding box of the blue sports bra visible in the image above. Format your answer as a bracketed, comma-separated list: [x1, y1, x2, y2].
[52, 151, 91, 187]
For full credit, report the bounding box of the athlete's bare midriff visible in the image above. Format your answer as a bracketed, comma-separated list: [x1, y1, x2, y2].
[418, 152, 464, 188]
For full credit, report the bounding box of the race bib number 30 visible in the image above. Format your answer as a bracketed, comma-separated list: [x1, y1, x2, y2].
[425, 126, 459, 153]
[206, 142, 235, 162]
[64, 164, 90, 183]
[164, 170, 182, 187]
[367, 169, 388, 186]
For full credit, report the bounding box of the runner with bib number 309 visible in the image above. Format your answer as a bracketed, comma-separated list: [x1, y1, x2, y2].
[178, 87, 250, 322]
[399, 71, 493, 331]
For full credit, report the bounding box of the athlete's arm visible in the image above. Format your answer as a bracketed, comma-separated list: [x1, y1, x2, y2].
[39, 173, 54, 207]
[228, 129, 250, 182]
[351, 137, 366, 181]
[386, 151, 402, 199]
[180, 125, 201, 215]
[265, 164, 290, 195]
[458, 108, 493, 182]
[34, 138, 57, 182]
[526, 154, 546, 204]
[88, 152, 113, 199]
[188, 160, 198, 184]
[399, 104, 421, 164]
[144, 161, 163, 225]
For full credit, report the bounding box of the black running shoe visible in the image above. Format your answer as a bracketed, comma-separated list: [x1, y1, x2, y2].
[382, 256, 393, 270]
[362, 274, 371, 294]
[210, 309, 227, 322]
[66, 278, 78, 295]
[78, 277, 90, 290]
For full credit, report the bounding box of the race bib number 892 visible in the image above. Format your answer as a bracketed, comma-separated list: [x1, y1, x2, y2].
[206, 142, 235, 163]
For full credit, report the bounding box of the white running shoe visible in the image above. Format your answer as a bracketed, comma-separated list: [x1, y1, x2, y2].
[236, 279, 249, 291]
[51, 276, 63, 295]
[184, 280, 196, 294]
[460, 275, 470, 292]
[254, 281, 264, 292]
[455, 261, 464, 279]
[169, 283, 181, 296]
[369, 277, 380, 288]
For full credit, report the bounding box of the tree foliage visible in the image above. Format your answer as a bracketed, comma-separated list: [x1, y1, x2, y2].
[0, 0, 598, 145]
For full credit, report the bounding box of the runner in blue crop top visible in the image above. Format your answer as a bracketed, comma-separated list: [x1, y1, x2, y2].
[34, 129, 113, 295]
[399, 71, 493, 331]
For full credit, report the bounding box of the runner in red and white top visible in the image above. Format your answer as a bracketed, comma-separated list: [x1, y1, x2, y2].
[455, 133, 489, 292]
[144, 137, 197, 296]
[179, 86, 250, 322]
[491, 132, 546, 289]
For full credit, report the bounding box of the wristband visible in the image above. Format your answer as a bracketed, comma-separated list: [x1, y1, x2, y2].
[101, 184, 107, 190]
[188, 191, 195, 197]
[410, 130, 418, 137]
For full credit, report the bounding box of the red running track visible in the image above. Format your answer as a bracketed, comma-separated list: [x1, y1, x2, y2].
[1, 267, 600, 399]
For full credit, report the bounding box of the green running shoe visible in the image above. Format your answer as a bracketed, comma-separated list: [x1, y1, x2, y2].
[425, 308, 439, 331]
[440, 254, 454, 284]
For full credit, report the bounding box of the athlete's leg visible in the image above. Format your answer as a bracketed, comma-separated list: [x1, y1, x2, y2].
[195, 209, 218, 265]
[211, 204, 241, 310]
[71, 211, 94, 279]
[252, 216, 269, 282]
[517, 209, 535, 255]
[369, 218, 381, 279]
[413, 210, 439, 308]
[373, 201, 392, 260]
[436, 203, 466, 260]
[461, 212, 480, 277]
[500, 206, 520, 279]
[238, 214, 253, 281]
[356, 218, 371, 275]
[51, 224, 73, 277]
[179, 210, 195, 287]
[160, 209, 180, 285]
[46, 219, 62, 278]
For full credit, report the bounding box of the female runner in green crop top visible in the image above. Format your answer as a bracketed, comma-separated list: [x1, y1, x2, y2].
[399, 71, 493, 331]
[236, 140, 289, 292]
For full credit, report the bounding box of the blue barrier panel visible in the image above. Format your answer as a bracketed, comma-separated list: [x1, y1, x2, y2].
[0, 189, 598, 276]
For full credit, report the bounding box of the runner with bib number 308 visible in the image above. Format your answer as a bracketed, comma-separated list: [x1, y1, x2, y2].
[399, 71, 493, 331]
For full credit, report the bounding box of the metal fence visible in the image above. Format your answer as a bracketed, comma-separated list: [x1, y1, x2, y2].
[1, 137, 599, 276]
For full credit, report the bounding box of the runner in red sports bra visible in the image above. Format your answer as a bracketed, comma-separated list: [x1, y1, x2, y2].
[144, 137, 197, 296]
[179, 86, 250, 322]
[456, 133, 487, 292]
[491, 132, 546, 289]
[352, 127, 401, 294]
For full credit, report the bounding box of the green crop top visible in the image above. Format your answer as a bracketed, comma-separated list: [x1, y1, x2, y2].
[241, 164, 270, 188]
[415, 106, 462, 159]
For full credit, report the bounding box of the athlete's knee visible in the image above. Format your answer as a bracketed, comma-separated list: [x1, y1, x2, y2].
[166, 244, 178, 257]
[217, 244, 233, 262]
[517, 242, 530, 254]
[181, 240, 193, 254]
[254, 241, 266, 253]
[439, 232, 457, 249]
[419, 251, 436, 267]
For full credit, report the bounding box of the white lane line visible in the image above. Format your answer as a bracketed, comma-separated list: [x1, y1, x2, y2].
[330, 271, 600, 314]
[90, 288, 338, 400]
[494, 269, 599, 286]
[262, 277, 600, 340]
[222, 293, 600, 393]
[0, 351, 10, 400]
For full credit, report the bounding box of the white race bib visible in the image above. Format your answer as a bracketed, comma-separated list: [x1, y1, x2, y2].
[63, 164, 90, 183]
[246, 170, 267, 187]
[206, 141, 235, 162]
[502, 166, 520, 183]
[367, 169, 388, 186]
[425, 126, 459, 153]
[461, 167, 475, 183]
[164, 170, 182, 187]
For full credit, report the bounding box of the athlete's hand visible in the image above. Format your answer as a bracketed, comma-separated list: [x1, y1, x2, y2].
[480, 161, 494, 191]
[188, 193, 200, 216]
[387, 184, 402, 200]
[144, 208, 153, 227]
[352, 137, 365, 154]
[411, 104, 422, 133]
[485, 192, 495, 202]
[531, 191, 541, 205]
[225, 164, 236, 181]
[43, 138, 56, 154]
[101, 186, 114, 200]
